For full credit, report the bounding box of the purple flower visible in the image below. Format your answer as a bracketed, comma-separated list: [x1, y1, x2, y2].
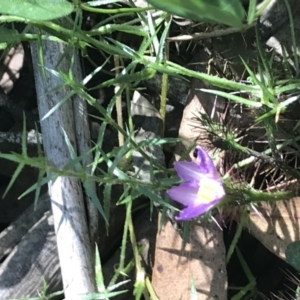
[167, 146, 225, 221]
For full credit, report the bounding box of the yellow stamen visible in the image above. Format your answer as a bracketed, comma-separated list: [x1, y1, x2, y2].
[197, 178, 216, 202]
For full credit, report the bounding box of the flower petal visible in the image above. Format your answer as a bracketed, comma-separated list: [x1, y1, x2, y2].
[194, 146, 218, 178]
[174, 161, 202, 182]
[211, 180, 226, 200]
[196, 178, 226, 204]
[167, 182, 199, 206]
[169, 146, 226, 221]
[175, 198, 220, 221]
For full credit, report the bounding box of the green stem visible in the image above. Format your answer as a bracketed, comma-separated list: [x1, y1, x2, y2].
[80, 4, 151, 14]
[226, 207, 248, 263]
[222, 185, 294, 207]
[110, 193, 132, 285]
[127, 200, 148, 300]
[145, 276, 159, 300]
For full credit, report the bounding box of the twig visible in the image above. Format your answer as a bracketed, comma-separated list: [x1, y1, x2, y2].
[168, 24, 255, 42]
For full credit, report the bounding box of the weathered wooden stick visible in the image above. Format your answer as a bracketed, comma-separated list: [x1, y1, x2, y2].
[30, 26, 97, 298]
[0, 189, 133, 299]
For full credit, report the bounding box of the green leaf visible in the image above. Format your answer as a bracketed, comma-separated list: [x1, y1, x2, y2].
[3, 163, 25, 199]
[286, 241, 300, 271]
[0, 0, 73, 21]
[95, 244, 105, 291]
[200, 89, 263, 108]
[138, 186, 177, 210]
[247, 0, 257, 24]
[103, 183, 112, 234]
[146, 0, 245, 28]
[0, 27, 21, 43]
